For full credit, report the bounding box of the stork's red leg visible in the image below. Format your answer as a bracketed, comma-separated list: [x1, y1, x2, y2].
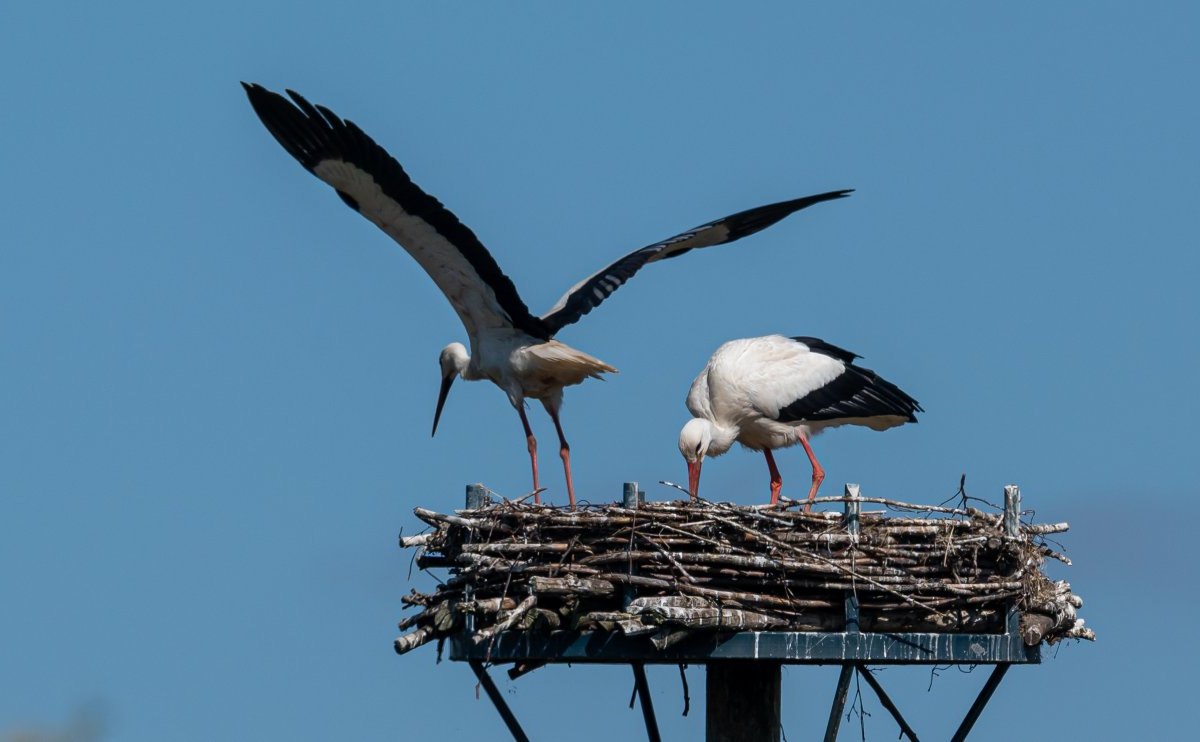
[763, 449, 783, 505]
[517, 406, 540, 503]
[548, 409, 577, 511]
[797, 434, 825, 512]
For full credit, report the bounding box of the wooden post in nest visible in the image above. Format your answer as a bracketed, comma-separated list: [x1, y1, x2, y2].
[464, 484, 488, 635]
[1003, 484, 1022, 636]
[1003, 485, 1021, 538]
[466, 483, 489, 510]
[622, 481, 641, 609]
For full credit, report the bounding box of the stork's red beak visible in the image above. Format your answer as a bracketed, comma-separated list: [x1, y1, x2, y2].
[432, 372, 456, 436]
[687, 459, 701, 501]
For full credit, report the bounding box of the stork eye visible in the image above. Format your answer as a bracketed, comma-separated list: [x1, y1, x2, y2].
[695, 443, 702, 454]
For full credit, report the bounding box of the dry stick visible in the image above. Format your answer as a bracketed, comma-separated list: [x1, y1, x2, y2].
[399, 496, 1083, 644]
[600, 572, 839, 610]
[396, 608, 432, 631]
[1037, 545, 1073, 565]
[394, 626, 434, 655]
[529, 576, 616, 596]
[473, 594, 537, 643]
[485, 566, 521, 661]
[639, 534, 700, 584]
[1021, 522, 1070, 535]
[630, 569, 1020, 594]
[631, 519, 746, 555]
[840, 517, 979, 529]
[578, 550, 917, 580]
[791, 495, 980, 517]
[458, 531, 1007, 574]
[702, 509, 955, 619]
[459, 597, 518, 613]
[413, 507, 500, 530]
[461, 543, 573, 555]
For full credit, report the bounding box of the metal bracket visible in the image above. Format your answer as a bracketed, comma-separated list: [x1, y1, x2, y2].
[632, 662, 662, 742]
[469, 660, 529, 742]
[823, 662, 1013, 741]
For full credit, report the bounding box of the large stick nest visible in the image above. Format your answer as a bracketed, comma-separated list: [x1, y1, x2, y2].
[395, 494, 1093, 656]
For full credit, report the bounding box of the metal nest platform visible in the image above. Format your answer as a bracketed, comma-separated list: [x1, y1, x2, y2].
[448, 622, 1038, 665]
[397, 484, 1091, 740]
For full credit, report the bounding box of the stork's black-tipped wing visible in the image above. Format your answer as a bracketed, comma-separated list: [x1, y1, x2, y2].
[788, 336, 860, 364]
[539, 190, 852, 334]
[242, 83, 551, 340]
[776, 338, 922, 424]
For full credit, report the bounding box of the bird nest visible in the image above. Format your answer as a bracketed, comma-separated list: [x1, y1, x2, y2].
[395, 492, 1093, 656]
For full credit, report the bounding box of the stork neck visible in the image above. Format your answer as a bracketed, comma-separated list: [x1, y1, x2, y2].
[448, 344, 482, 381]
[706, 421, 739, 457]
[460, 356, 484, 382]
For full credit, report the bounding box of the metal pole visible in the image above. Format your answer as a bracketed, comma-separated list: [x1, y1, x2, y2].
[1002, 486, 1022, 635]
[843, 484, 861, 633]
[466, 483, 489, 510]
[1003, 485, 1020, 538]
[632, 663, 662, 742]
[706, 661, 781, 742]
[463, 484, 488, 633]
[624, 481, 641, 508]
[622, 482, 640, 609]
[855, 665, 920, 741]
[950, 664, 1010, 742]
[469, 660, 530, 742]
[823, 664, 854, 742]
[843, 483, 861, 542]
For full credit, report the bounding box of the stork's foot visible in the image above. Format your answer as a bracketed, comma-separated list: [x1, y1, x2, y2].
[803, 470, 825, 513]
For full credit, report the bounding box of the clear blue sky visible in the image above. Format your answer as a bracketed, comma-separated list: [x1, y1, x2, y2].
[3, 2, 1197, 739]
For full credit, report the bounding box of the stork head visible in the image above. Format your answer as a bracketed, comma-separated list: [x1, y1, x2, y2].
[433, 343, 470, 436]
[678, 418, 714, 501]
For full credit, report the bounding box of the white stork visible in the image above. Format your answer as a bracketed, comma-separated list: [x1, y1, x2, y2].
[678, 335, 921, 509]
[243, 83, 852, 509]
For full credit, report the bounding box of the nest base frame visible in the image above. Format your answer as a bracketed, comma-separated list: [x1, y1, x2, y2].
[444, 484, 1042, 742]
[460, 634, 1028, 742]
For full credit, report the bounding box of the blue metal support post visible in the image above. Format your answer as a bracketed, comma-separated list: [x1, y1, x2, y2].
[469, 660, 530, 742]
[855, 665, 920, 741]
[950, 664, 1010, 742]
[632, 663, 662, 742]
[823, 665, 854, 742]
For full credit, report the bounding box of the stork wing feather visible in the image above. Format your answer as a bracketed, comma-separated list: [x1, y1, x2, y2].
[539, 190, 852, 334]
[242, 83, 550, 340]
[788, 336, 860, 364]
[776, 339, 923, 424]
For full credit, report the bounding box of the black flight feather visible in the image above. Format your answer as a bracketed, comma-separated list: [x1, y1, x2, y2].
[777, 338, 922, 424]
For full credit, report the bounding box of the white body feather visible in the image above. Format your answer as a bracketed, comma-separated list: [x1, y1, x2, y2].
[686, 335, 910, 456]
